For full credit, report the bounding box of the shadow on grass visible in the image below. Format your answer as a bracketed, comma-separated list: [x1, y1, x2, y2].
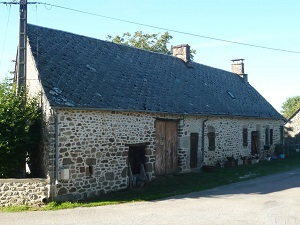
[157, 168, 300, 202]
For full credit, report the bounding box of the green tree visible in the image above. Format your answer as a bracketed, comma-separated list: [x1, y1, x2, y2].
[107, 31, 196, 60]
[281, 96, 300, 119]
[0, 79, 41, 178]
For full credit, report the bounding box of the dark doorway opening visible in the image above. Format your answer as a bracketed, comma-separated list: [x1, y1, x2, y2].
[128, 144, 148, 188]
[128, 145, 146, 174]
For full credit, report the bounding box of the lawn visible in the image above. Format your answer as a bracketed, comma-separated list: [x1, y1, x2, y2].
[1, 151, 300, 212]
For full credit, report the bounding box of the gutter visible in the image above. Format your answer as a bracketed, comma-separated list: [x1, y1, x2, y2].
[54, 110, 59, 185]
[201, 118, 208, 166]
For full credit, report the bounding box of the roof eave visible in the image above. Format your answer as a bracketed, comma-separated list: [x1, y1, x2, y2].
[50, 105, 284, 121]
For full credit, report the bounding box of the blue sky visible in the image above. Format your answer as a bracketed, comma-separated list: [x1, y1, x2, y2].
[0, 0, 299, 112]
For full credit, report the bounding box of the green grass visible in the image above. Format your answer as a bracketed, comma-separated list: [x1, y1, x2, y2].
[1, 151, 300, 212]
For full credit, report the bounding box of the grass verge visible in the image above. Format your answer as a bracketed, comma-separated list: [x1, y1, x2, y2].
[1, 151, 300, 212]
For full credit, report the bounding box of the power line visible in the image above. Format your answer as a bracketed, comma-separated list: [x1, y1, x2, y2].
[40, 3, 300, 54]
[1, 1, 300, 54]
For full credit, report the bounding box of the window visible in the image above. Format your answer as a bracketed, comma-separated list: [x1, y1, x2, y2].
[208, 132, 216, 151]
[270, 129, 273, 145]
[243, 128, 248, 146]
[88, 166, 94, 176]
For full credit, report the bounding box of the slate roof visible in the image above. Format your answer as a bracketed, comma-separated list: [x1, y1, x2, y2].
[26, 24, 283, 119]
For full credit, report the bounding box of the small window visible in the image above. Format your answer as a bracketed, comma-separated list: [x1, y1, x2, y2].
[208, 132, 216, 151]
[270, 129, 273, 145]
[88, 166, 94, 176]
[243, 128, 248, 146]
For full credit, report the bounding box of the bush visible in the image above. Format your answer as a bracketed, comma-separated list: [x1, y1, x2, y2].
[0, 79, 41, 178]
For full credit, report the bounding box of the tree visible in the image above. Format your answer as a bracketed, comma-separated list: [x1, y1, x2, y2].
[281, 96, 300, 119]
[0, 79, 41, 178]
[107, 31, 196, 60]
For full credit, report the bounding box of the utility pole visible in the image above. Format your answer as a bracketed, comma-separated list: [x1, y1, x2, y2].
[17, 0, 27, 94]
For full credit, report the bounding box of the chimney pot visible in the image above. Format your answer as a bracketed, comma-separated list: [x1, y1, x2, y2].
[172, 44, 190, 63]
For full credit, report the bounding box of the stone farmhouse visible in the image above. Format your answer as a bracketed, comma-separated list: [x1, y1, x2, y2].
[19, 24, 284, 202]
[285, 109, 300, 149]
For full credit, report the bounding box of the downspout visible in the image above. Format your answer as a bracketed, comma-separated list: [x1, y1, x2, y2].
[55, 110, 59, 185]
[201, 118, 208, 166]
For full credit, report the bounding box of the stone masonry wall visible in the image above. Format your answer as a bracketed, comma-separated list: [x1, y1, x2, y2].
[285, 111, 300, 147]
[0, 179, 49, 206]
[178, 116, 283, 169]
[54, 109, 159, 201]
[50, 109, 283, 202]
[205, 117, 282, 165]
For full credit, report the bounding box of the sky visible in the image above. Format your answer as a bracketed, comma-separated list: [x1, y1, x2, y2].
[0, 0, 299, 113]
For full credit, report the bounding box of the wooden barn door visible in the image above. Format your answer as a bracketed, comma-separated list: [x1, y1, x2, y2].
[155, 120, 178, 175]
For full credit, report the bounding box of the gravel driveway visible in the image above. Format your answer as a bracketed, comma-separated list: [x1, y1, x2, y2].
[1, 168, 300, 225]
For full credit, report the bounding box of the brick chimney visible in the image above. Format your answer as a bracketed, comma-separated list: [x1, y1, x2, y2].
[172, 44, 190, 63]
[231, 59, 248, 82]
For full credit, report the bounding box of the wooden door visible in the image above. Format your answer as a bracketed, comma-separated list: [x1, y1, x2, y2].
[155, 120, 178, 175]
[190, 133, 199, 169]
[155, 120, 166, 175]
[251, 131, 258, 155]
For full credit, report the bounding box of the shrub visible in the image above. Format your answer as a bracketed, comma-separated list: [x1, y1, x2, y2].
[0, 79, 40, 178]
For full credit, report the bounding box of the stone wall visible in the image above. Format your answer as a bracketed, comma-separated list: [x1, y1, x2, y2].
[52, 109, 160, 201]
[47, 109, 283, 202]
[0, 179, 49, 206]
[178, 116, 283, 168]
[205, 117, 283, 164]
[285, 111, 300, 147]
